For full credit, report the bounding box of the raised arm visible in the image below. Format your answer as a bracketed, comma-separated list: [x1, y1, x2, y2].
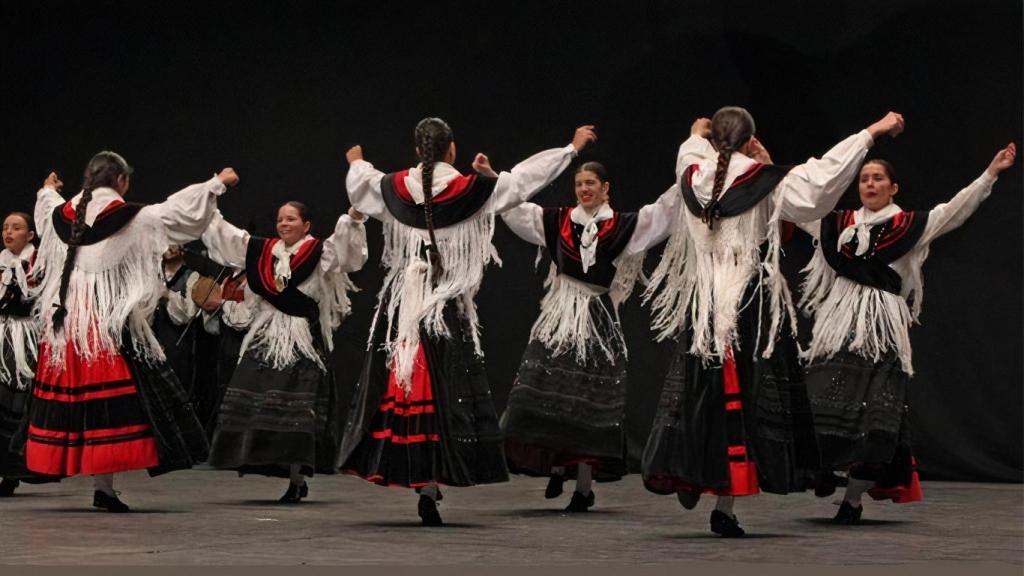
[321, 207, 369, 273]
[201, 209, 250, 269]
[500, 202, 546, 247]
[919, 142, 1017, 245]
[622, 184, 683, 255]
[486, 125, 596, 214]
[676, 117, 717, 177]
[344, 145, 388, 221]
[35, 172, 66, 238]
[776, 112, 904, 223]
[472, 154, 547, 247]
[146, 167, 238, 246]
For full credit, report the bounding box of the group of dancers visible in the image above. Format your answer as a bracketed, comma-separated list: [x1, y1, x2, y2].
[0, 108, 1015, 536]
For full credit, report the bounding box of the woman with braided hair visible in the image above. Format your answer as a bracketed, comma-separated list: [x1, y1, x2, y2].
[27, 152, 238, 511]
[798, 143, 1017, 524]
[341, 117, 595, 526]
[199, 199, 367, 503]
[476, 159, 679, 513]
[641, 107, 906, 536]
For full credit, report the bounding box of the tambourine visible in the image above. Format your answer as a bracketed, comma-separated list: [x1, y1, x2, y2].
[190, 276, 221, 308]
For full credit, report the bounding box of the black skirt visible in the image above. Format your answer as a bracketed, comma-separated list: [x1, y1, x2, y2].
[0, 369, 42, 481]
[501, 298, 628, 481]
[206, 350, 342, 478]
[642, 281, 819, 496]
[805, 348, 921, 498]
[340, 297, 509, 488]
[192, 320, 246, 440]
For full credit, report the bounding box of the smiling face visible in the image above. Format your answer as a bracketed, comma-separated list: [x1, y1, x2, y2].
[276, 204, 311, 246]
[2, 214, 34, 255]
[574, 170, 610, 211]
[858, 161, 899, 212]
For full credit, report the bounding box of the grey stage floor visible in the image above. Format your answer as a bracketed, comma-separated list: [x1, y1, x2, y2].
[0, 470, 1020, 567]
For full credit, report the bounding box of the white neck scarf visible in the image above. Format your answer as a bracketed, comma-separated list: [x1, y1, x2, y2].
[404, 163, 461, 205]
[837, 202, 902, 255]
[571, 202, 614, 273]
[0, 244, 35, 301]
[272, 235, 314, 291]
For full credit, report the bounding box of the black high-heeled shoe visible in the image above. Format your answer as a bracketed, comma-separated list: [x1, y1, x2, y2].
[833, 501, 863, 525]
[564, 490, 595, 513]
[279, 482, 309, 504]
[93, 490, 131, 513]
[545, 475, 565, 499]
[0, 478, 20, 497]
[710, 510, 745, 537]
[418, 494, 443, 527]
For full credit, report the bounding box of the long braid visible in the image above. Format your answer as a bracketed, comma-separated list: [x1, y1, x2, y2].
[703, 149, 733, 229]
[702, 106, 756, 230]
[52, 151, 132, 332]
[51, 187, 94, 331]
[414, 118, 453, 286]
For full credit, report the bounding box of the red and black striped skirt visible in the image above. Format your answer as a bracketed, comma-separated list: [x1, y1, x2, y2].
[26, 342, 160, 477]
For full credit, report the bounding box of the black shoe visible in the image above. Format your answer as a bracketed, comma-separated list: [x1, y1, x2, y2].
[710, 510, 745, 537]
[545, 475, 565, 499]
[279, 482, 309, 504]
[92, 490, 131, 513]
[564, 490, 595, 513]
[0, 478, 20, 497]
[418, 494, 443, 526]
[833, 501, 863, 525]
[676, 489, 700, 510]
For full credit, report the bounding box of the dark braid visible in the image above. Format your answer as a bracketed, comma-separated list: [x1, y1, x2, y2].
[413, 117, 454, 285]
[703, 106, 756, 230]
[52, 151, 132, 331]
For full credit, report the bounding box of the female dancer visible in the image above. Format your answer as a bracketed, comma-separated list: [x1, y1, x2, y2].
[0, 211, 44, 495]
[478, 159, 678, 511]
[799, 143, 1017, 523]
[642, 108, 904, 536]
[201, 201, 366, 502]
[340, 118, 595, 525]
[28, 153, 236, 511]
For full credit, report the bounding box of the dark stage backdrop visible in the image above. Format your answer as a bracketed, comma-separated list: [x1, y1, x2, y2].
[2, 0, 1020, 481]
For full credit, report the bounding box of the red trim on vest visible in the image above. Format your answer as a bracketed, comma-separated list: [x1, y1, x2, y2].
[61, 198, 127, 223]
[686, 164, 700, 186]
[875, 211, 916, 251]
[390, 171, 478, 204]
[558, 208, 619, 261]
[258, 239, 279, 295]
[290, 238, 321, 269]
[728, 163, 766, 189]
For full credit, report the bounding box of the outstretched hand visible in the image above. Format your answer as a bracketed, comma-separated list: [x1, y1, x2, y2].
[867, 111, 905, 140]
[691, 117, 712, 138]
[747, 136, 773, 164]
[472, 153, 498, 177]
[572, 125, 597, 152]
[217, 168, 240, 187]
[987, 142, 1017, 178]
[43, 171, 63, 191]
[346, 145, 364, 164]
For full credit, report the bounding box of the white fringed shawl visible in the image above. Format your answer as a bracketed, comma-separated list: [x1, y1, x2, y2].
[643, 190, 797, 363]
[799, 206, 929, 376]
[529, 251, 645, 364]
[373, 213, 499, 392]
[0, 245, 38, 387]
